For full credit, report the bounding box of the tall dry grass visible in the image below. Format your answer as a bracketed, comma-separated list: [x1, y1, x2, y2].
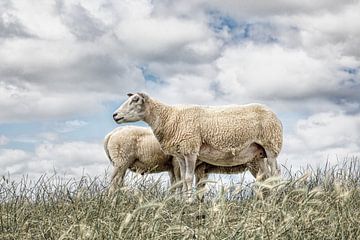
[1, 159, 360, 239]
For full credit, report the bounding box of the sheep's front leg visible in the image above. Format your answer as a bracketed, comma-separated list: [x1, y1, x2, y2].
[168, 158, 182, 195]
[184, 153, 197, 200]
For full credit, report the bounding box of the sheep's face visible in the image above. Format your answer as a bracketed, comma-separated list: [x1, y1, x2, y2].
[113, 93, 146, 123]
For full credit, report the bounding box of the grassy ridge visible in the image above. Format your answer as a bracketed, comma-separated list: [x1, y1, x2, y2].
[1, 160, 360, 239]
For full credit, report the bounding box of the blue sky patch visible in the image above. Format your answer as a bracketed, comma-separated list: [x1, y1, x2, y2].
[208, 11, 238, 33]
[139, 65, 162, 83]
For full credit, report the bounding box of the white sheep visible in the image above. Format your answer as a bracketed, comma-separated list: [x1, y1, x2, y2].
[104, 126, 177, 195]
[105, 126, 263, 195]
[112, 93, 283, 197]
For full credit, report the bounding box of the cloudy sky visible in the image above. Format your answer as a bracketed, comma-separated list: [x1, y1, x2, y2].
[1, 0, 360, 181]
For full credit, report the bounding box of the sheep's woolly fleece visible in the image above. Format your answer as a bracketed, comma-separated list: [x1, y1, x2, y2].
[138, 94, 283, 165]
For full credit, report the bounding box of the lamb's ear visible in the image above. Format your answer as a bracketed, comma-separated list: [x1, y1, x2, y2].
[137, 92, 149, 100]
[127, 93, 134, 97]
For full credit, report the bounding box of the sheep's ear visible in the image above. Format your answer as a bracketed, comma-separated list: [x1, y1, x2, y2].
[127, 93, 134, 97]
[137, 92, 149, 100]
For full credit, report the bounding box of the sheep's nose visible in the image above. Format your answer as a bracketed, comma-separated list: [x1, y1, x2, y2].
[113, 113, 118, 119]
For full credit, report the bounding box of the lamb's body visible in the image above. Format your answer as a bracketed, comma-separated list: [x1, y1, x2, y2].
[104, 126, 175, 194]
[113, 93, 283, 197]
[105, 126, 173, 173]
[105, 126, 261, 194]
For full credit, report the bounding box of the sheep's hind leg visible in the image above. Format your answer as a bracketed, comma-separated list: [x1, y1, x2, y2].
[268, 157, 280, 176]
[265, 150, 281, 177]
[256, 158, 270, 181]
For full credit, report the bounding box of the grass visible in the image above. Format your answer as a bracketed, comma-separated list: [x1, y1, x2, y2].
[1, 159, 360, 239]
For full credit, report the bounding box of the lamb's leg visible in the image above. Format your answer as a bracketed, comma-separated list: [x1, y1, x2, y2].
[174, 165, 181, 183]
[184, 153, 197, 200]
[108, 164, 128, 196]
[168, 170, 176, 187]
[168, 168, 181, 194]
[195, 163, 208, 189]
[195, 163, 208, 202]
[170, 157, 182, 194]
[247, 161, 260, 179]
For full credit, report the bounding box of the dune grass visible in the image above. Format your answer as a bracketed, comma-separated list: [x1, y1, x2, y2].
[1, 159, 360, 239]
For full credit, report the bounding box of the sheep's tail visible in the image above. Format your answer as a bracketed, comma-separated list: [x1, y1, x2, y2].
[104, 131, 113, 164]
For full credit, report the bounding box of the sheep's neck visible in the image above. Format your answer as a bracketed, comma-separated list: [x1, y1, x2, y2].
[143, 98, 172, 143]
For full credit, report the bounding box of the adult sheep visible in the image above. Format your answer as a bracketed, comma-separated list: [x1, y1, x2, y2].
[105, 126, 262, 195]
[112, 93, 283, 196]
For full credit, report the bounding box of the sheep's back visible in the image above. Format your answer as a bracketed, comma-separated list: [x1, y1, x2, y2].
[199, 104, 282, 151]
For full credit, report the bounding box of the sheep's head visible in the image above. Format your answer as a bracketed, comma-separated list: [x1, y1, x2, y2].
[113, 93, 148, 123]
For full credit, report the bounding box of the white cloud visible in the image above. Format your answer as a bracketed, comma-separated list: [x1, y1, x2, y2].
[0, 141, 110, 179]
[10, 0, 72, 40]
[37, 132, 59, 142]
[0, 81, 113, 122]
[295, 112, 360, 150]
[155, 74, 216, 105]
[0, 1, 147, 123]
[272, 2, 360, 59]
[0, 39, 90, 70]
[106, 0, 154, 21]
[35, 141, 106, 168]
[33, 141, 109, 178]
[0, 149, 30, 175]
[57, 120, 88, 133]
[0, 135, 9, 145]
[115, 17, 211, 60]
[205, 0, 356, 19]
[214, 43, 360, 112]
[281, 111, 360, 169]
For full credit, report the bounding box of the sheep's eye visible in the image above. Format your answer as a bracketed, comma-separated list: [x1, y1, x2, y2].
[132, 96, 139, 102]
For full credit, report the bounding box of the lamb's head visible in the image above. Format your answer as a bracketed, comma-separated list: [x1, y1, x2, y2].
[113, 93, 148, 123]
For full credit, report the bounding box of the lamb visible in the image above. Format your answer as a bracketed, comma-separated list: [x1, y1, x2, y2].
[104, 126, 263, 195]
[112, 93, 283, 197]
[104, 126, 177, 195]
